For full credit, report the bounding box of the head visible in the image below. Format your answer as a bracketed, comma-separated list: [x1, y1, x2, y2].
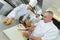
[43, 11, 53, 23]
[27, 0, 37, 10]
[35, 10, 42, 18]
[25, 19, 31, 27]
[19, 16, 24, 24]
[27, 4, 32, 10]
[19, 16, 31, 27]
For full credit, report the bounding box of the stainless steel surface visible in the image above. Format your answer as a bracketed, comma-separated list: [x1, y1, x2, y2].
[0, 15, 19, 40]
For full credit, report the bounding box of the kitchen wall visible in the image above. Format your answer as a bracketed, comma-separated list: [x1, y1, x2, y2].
[0, 0, 13, 16]
[42, 0, 60, 12]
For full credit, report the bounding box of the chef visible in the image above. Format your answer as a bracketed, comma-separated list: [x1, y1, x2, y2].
[30, 9, 42, 24]
[23, 11, 59, 40]
[3, 0, 37, 25]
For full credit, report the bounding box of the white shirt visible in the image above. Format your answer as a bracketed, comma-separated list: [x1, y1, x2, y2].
[30, 15, 42, 24]
[30, 7, 42, 24]
[7, 4, 30, 21]
[31, 20, 59, 40]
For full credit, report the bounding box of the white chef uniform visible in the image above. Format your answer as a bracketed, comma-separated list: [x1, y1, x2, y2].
[7, 4, 27, 19]
[30, 9, 42, 24]
[31, 20, 59, 40]
[6, 0, 37, 21]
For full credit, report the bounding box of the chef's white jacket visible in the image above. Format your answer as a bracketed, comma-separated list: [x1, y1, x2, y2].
[31, 20, 59, 40]
[30, 15, 42, 24]
[7, 4, 30, 21]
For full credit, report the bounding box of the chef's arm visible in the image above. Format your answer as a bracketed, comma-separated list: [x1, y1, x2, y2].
[29, 35, 42, 40]
[23, 31, 42, 40]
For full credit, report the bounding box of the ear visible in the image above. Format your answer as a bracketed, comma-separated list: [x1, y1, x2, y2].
[49, 16, 53, 20]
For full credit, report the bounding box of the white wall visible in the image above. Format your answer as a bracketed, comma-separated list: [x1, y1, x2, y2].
[42, 0, 60, 12]
[42, 0, 60, 22]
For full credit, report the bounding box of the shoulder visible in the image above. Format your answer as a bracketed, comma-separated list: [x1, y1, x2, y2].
[18, 4, 26, 8]
[38, 20, 44, 24]
[47, 21, 59, 32]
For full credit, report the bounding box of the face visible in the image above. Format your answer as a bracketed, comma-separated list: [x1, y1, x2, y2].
[43, 12, 52, 23]
[27, 5, 32, 10]
[35, 14, 40, 18]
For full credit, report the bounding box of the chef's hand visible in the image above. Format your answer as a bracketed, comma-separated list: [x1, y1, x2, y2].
[26, 24, 34, 31]
[3, 18, 13, 25]
[19, 20, 24, 24]
[25, 27, 33, 31]
[22, 31, 30, 38]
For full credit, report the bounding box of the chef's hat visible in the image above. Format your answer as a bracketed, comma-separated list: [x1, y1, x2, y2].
[29, 0, 37, 7]
[37, 9, 42, 15]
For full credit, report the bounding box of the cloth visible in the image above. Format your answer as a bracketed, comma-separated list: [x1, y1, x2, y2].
[30, 9, 42, 24]
[7, 4, 28, 20]
[37, 9, 42, 15]
[30, 16, 41, 24]
[30, 13, 42, 24]
[31, 20, 59, 40]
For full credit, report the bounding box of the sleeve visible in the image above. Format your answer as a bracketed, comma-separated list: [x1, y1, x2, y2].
[7, 4, 27, 19]
[6, 10, 16, 18]
[42, 29, 59, 40]
[22, 13, 29, 21]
